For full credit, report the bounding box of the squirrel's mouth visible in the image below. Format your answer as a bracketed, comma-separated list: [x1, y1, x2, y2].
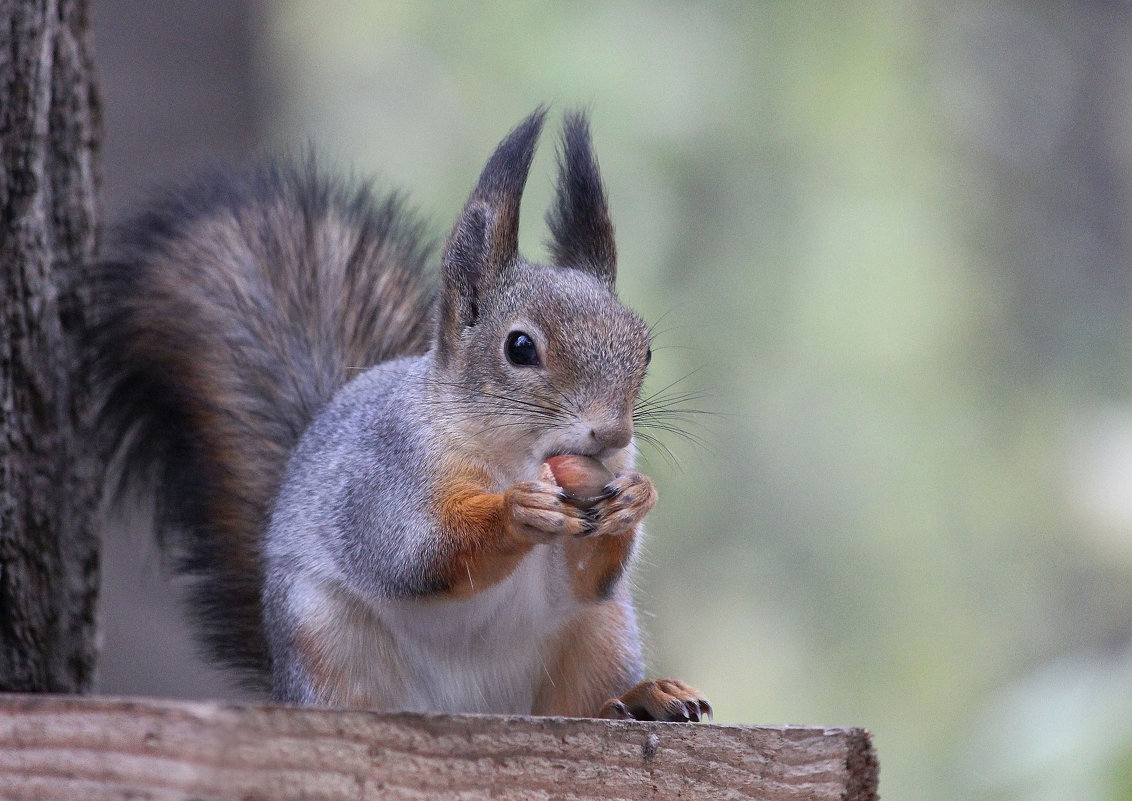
[541, 447, 581, 463]
[540, 446, 619, 467]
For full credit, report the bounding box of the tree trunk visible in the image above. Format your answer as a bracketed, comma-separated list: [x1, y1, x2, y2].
[0, 0, 101, 692]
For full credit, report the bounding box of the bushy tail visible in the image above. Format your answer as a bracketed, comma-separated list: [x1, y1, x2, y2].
[92, 160, 435, 688]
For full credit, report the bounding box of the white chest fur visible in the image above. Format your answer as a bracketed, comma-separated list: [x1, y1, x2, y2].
[385, 544, 574, 713]
[302, 543, 576, 714]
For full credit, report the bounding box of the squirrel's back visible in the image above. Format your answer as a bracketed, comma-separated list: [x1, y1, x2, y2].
[93, 160, 435, 686]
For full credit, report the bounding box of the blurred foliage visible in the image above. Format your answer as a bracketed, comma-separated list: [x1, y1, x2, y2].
[255, 2, 1132, 799]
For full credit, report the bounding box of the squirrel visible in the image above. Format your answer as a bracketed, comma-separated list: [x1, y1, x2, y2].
[93, 108, 710, 722]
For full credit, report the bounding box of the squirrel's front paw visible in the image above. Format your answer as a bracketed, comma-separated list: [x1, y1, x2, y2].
[584, 471, 657, 538]
[599, 679, 712, 723]
[504, 478, 592, 544]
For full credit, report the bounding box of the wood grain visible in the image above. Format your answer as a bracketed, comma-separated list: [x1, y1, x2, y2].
[0, 694, 877, 800]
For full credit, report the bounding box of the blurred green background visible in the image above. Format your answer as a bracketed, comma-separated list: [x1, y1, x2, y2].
[94, 3, 1132, 800]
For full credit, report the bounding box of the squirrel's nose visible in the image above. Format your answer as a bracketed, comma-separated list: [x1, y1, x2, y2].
[588, 417, 632, 451]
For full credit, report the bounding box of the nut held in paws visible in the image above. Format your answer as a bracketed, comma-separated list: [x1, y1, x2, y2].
[545, 454, 613, 507]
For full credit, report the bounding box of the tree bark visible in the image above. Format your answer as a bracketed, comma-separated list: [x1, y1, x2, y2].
[0, 0, 101, 692]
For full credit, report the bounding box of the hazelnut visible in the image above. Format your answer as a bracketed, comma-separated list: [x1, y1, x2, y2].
[544, 454, 613, 508]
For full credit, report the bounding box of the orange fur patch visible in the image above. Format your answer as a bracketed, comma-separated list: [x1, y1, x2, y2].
[432, 468, 533, 597]
[532, 599, 638, 717]
[564, 529, 635, 602]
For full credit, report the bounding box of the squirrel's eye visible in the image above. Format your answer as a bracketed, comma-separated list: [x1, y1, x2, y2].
[505, 331, 540, 367]
[645, 346, 652, 366]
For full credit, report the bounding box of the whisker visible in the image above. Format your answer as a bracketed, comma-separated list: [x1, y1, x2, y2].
[423, 378, 572, 417]
[645, 307, 691, 345]
[635, 392, 711, 415]
[633, 430, 681, 470]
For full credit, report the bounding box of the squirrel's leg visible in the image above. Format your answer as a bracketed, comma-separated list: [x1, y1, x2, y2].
[532, 594, 643, 717]
[560, 469, 656, 600]
[540, 470, 712, 722]
[534, 556, 712, 722]
[432, 472, 591, 597]
[532, 593, 711, 721]
[267, 576, 411, 709]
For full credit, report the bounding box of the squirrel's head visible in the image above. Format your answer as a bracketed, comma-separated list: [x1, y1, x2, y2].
[434, 109, 651, 470]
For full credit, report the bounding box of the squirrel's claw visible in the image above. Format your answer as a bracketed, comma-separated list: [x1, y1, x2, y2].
[504, 480, 590, 543]
[586, 471, 657, 538]
[599, 678, 711, 723]
[598, 698, 632, 719]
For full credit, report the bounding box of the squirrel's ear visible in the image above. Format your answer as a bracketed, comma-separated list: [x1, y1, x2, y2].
[545, 111, 616, 286]
[438, 108, 546, 356]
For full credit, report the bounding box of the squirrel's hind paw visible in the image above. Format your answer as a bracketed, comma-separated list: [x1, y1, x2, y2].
[599, 678, 711, 723]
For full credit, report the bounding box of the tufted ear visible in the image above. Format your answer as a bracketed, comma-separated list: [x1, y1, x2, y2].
[437, 108, 546, 360]
[545, 111, 616, 286]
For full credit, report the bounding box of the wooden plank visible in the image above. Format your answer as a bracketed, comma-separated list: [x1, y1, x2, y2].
[0, 694, 877, 800]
